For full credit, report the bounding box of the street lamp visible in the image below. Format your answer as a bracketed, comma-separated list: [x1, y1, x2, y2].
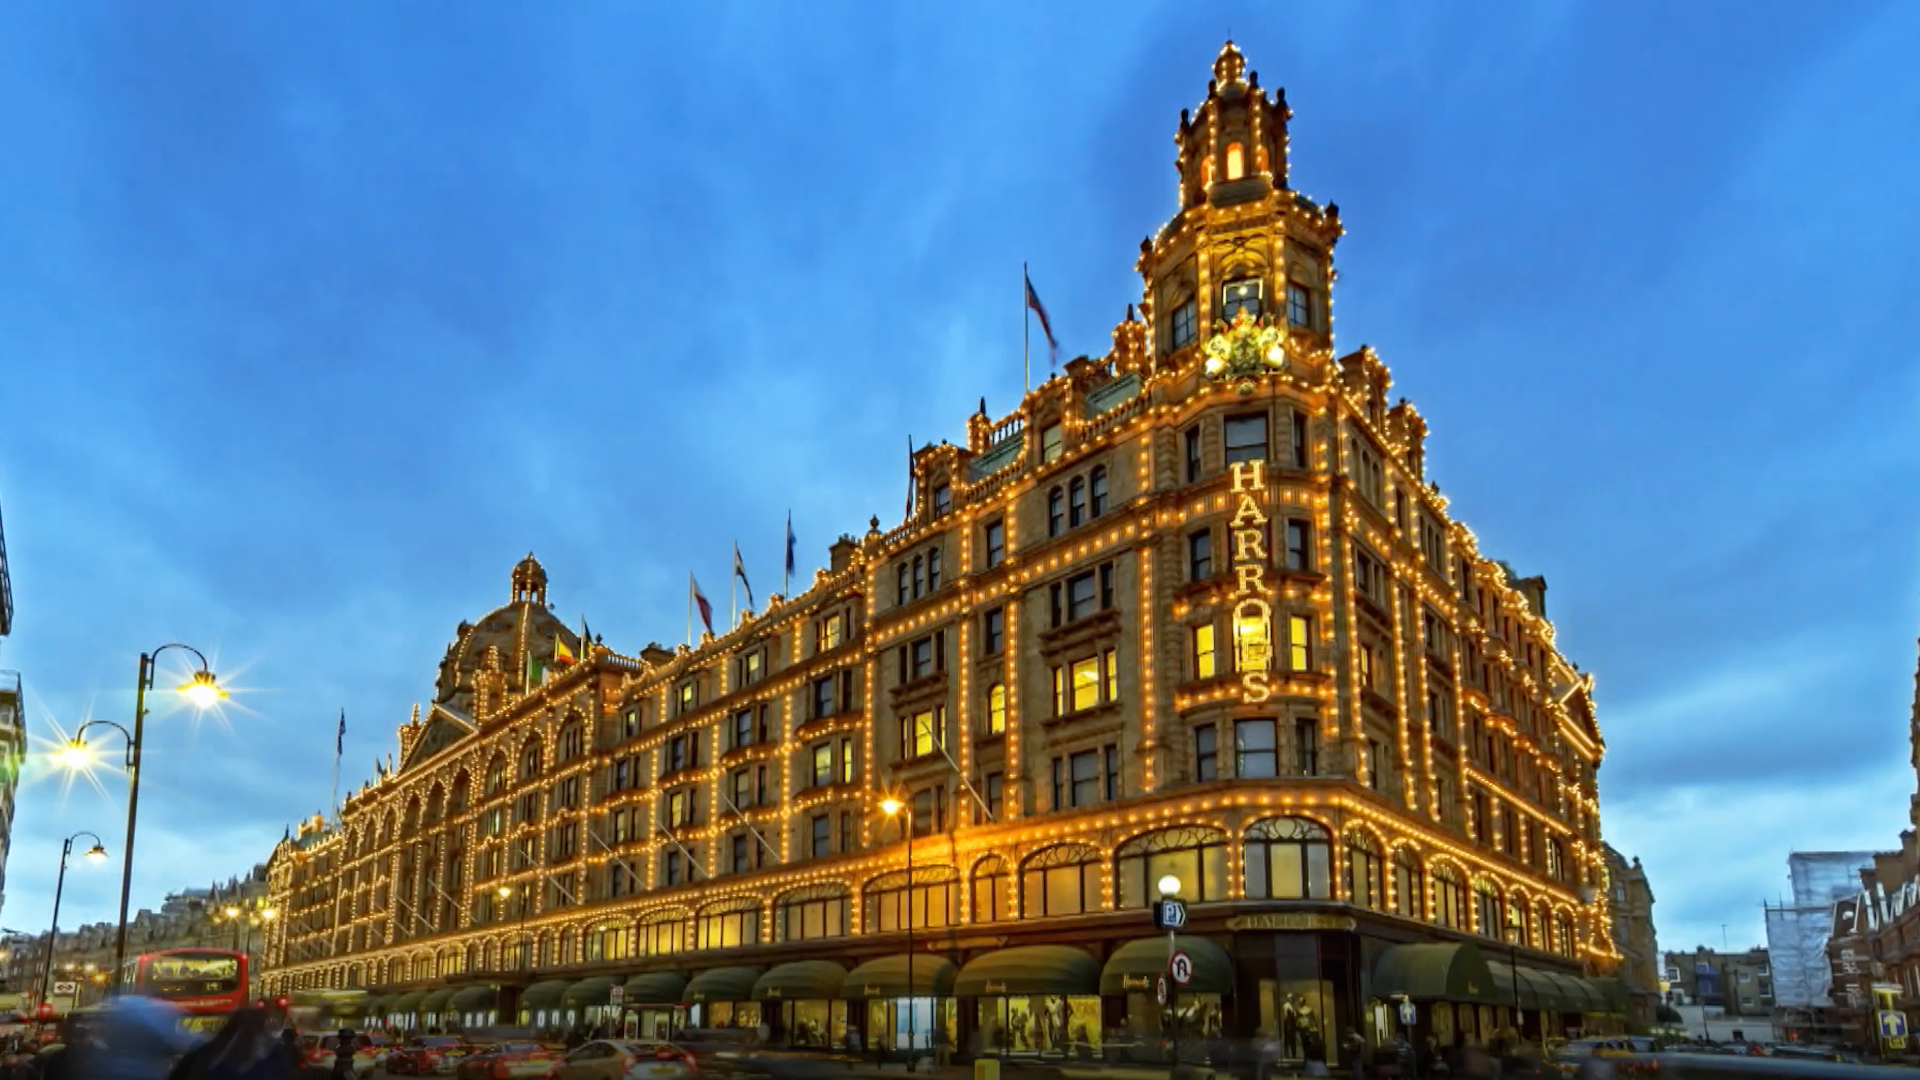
[1158, 875, 1182, 1065]
[879, 796, 916, 1069]
[42, 831, 108, 1009]
[498, 886, 531, 970]
[57, 643, 224, 991]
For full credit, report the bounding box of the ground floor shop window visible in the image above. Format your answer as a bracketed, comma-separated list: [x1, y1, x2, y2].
[867, 997, 955, 1052]
[1257, 977, 1334, 1064]
[1117, 992, 1222, 1061]
[974, 995, 1100, 1058]
[623, 1006, 680, 1040]
[690, 1001, 759, 1028]
[781, 999, 847, 1047]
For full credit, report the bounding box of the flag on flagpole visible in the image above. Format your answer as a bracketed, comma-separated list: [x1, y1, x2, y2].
[582, 616, 592, 651]
[553, 632, 576, 667]
[784, 512, 797, 593]
[690, 572, 715, 636]
[335, 710, 346, 755]
[1025, 270, 1059, 368]
[733, 543, 755, 611]
[905, 434, 915, 517]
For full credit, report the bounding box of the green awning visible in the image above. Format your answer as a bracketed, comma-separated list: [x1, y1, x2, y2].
[388, 992, 426, 1016]
[623, 972, 687, 1006]
[449, 986, 498, 1012]
[753, 961, 847, 1001]
[955, 946, 1100, 997]
[1487, 963, 1563, 1010]
[419, 989, 456, 1015]
[520, 979, 575, 1009]
[685, 966, 765, 1004]
[364, 996, 392, 1016]
[1102, 936, 1234, 996]
[842, 955, 959, 999]
[1588, 976, 1628, 1016]
[1372, 943, 1506, 1005]
[562, 977, 618, 1008]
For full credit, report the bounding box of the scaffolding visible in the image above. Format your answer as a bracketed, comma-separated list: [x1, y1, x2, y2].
[1765, 852, 1878, 1010]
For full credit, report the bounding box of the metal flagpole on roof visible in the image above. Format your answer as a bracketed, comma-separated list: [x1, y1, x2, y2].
[717, 787, 783, 864]
[1023, 261, 1031, 393]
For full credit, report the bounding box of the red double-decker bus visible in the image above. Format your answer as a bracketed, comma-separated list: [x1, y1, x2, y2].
[124, 949, 248, 1035]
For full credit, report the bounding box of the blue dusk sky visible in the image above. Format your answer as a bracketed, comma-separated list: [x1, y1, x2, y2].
[1, 2, 1916, 955]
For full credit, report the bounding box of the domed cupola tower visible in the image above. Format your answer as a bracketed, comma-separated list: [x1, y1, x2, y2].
[1140, 41, 1343, 371]
[510, 552, 549, 606]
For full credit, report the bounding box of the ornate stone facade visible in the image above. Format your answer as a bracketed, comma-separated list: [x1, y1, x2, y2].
[260, 43, 1619, 1055]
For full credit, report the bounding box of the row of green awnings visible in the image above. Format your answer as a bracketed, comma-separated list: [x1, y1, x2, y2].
[1372, 942, 1623, 1015]
[954, 945, 1103, 998]
[845, 955, 958, 999]
[1099, 936, 1234, 996]
[625, 972, 687, 1005]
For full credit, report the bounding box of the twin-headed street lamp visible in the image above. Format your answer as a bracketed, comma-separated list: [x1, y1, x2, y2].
[55, 643, 225, 992]
[41, 831, 108, 1009]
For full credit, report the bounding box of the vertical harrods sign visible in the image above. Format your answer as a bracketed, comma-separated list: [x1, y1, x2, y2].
[1228, 459, 1274, 703]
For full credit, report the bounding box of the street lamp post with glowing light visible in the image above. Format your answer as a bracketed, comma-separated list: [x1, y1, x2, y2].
[57, 643, 224, 992]
[879, 796, 917, 1069]
[1159, 874, 1182, 1063]
[41, 831, 107, 1010]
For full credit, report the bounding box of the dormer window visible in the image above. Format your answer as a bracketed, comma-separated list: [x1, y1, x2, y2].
[676, 680, 697, 714]
[932, 484, 951, 517]
[1225, 141, 1246, 181]
[1286, 281, 1313, 328]
[1039, 423, 1064, 463]
[1170, 300, 1197, 349]
[1223, 279, 1262, 321]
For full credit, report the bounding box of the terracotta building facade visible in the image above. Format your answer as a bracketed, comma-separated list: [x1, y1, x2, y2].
[258, 43, 1624, 1065]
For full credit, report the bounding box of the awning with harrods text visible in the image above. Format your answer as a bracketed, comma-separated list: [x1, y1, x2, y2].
[622, 972, 687, 1006]
[419, 988, 456, 1016]
[387, 991, 427, 1016]
[562, 977, 619, 1008]
[1371, 942, 1506, 1004]
[519, 979, 575, 1009]
[1101, 935, 1235, 996]
[954, 945, 1101, 998]
[841, 955, 958, 999]
[685, 966, 765, 1004]
[752, 961, 847, 1001]
[448, 986, 498, 1012]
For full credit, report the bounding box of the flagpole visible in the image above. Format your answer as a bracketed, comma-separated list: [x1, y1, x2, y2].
[783, 512, 792, 600]
[730, 549, 738, 631]
[329, 709, 343, 826]
[1023, 261, 1031, 394]
[686, 572, 694, 648]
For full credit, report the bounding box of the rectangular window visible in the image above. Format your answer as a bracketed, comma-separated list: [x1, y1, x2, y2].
[1066, 571, 1097, 621]
[910, 636, 935, 678]
[1184, 425, 1203, 483]
[1195, 724, 1218, 781]
[1293, 717, 1319, 776]
[1070, 655, 1100, 711]
[664, 851, 683, 886]
[902, 707, 940, 758]
[1223, 413, 1269, 464]
[982, 772, 1004, 822]
[740, 649, 764, 685]
[1291, 410, 1309, 468]
[1104, 744, 1120, 801]
[1193, 624, 1217, 680]
[730, 834, 749, 873]
[1104, 647, 1118, 702]
[1222, 279, 1262, 320]
[1039, 423, 1064, 463]
[1171, 300, 1196, 348]
[1284, 519, 1312, 571]
[1288, 614, 1312, 672]
[912, 789, 938, 838]
[730, 768, 751, 809]
[810, 814, 830, 859]
[1070, 750, 1100, 806]
[1188, 529, 1213, 581]
[1287, 281, 1312, 327]
[812, 675, 834, 719]
[982, 607, 1005, 655]
[732, 709, 754, 749]
[983, 520, 1005, 568]
[985, 684, 1006, 734]
[932, 484, 951, 517]
[1235, 718, 1278, 778]
[810, 743, 832, 788]
[837, 737, 855, 784]
[1367, 737, 1385, 792]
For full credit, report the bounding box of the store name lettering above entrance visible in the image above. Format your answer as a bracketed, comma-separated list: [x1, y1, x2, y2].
[1225, 913, 1358, 933]
[1231, 459, 1275, 704]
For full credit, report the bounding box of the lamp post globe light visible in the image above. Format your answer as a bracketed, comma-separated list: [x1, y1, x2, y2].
[55, 644, 224, 991]
[41, 831, 108, 1009]
[1159, 874, 1182, 1064]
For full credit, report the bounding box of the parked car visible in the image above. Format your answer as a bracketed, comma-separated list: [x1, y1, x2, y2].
[551, 1039, 694, 1080]
[455, 1040, 566, 1080]
[387, 1035, 476, 1075]
[295, 1032, 378, 1078]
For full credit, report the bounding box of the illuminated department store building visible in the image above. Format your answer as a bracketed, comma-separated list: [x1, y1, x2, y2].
[260, 42, 1625, 1063]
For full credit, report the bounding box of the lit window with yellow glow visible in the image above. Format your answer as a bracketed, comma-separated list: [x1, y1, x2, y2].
[986, 683, 1006, 735]
[1224, 141, 1245, 180]
[902, 708, 941, 758]
[1104, 648, 1117, 702]
[1194, 624, 1217, 679]
[821, 613, 843, 650]
[1288, 615, 1312, 672]
[1233, 608, 1271, 673]
[1071, 656, 1100, 711]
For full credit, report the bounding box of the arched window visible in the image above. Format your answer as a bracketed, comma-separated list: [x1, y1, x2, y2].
[1507, 891, 1532, 947]
[1020, 843, 1102, 918]
[1553, 910, 1575, 957]
[1068, 477, 1087, 527]
[1473, 879, 1503, 937]
[1535, 900, 1552, 951]
[1432, 865, 1467, 929]
[865, 867, 960, 932]
[1089, 466, 1108, 517]
[1243, 817, 1331, 899]
[928, 546, 942, 590]
[913, 554, 925, 597]
[449, 771, 470, 815]
[1392, 849, 1425, 919]
[558, 927, 577, 965]
[896, 564, 910, 605]
[585, 921, 631, 962]
[985, 684, 1006, 735]
[1114, 827, 1227, 908]
[696, 897, 762, 949]
[402, 798, 421, 837]
[1048, 487, 1065, 537]
[777, 884, 850, 941]
[971, 856, 1012, 923]
[637, 909, 684, 957]
[380, 811, 394, 846]
[1346, 832, 1384, 910]
[425, 784, 445, 825]
[559, 721, 585, 764]
[518, 739, 541, 781]
[485, 754, 507, 796]
[1225, 141, 1245, 181]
